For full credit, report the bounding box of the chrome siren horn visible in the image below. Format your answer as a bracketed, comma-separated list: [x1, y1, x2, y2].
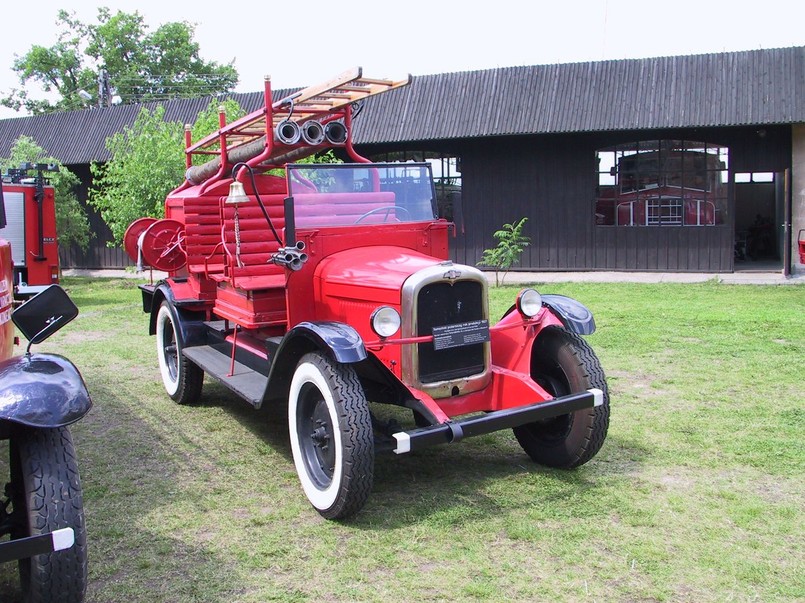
[275, 120, 301, 145]
[301, 120, 326, 145]
[324, 121, 348, 144]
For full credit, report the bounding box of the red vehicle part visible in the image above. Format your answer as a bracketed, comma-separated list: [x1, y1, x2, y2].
[798, 229, 805, 264]
[127, 68, 610, 520]
[0, 242, 14, 358]
[0, 179, 59, 297]
[139, 219, 187, 272]
[123, 217, 157, 265]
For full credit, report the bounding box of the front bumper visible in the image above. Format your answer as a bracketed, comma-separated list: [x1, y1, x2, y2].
[392, 388, 604, 454]
[0, 528, 74, 564]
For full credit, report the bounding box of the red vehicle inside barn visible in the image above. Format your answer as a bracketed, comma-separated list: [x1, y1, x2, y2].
[126, 68, 610, 519]
[596, 149, 726, 227]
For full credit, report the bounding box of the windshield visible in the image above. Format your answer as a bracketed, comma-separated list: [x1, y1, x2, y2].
[287, 163, 437, 228]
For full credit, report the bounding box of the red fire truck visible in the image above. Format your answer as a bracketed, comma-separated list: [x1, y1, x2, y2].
[0, 163, 60, 298]
[125, 68, 610, 519]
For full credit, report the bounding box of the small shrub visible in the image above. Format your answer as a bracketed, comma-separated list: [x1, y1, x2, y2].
[478, 217, 530, 286]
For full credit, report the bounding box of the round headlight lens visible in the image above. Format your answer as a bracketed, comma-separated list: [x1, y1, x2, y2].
[517, 288, 543, 318]
[370, 306, 401, 338]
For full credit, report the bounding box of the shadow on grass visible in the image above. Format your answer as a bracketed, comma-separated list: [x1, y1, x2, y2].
[0, 381, 254, 603]
[195, 381, 650, 530]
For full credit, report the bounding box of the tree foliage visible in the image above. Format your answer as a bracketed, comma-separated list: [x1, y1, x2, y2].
[190, 98, 246, 161]
[0, 136, 91, 251]
[3, 8, 238, 114]
[89, 99, 246, 245]
[89, 106, 185, 243]
[478, 217, 531, 286]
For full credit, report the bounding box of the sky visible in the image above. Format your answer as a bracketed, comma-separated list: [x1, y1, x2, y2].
[1, 0, 804, 119]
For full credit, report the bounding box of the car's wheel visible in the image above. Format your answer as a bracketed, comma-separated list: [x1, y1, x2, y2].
[8, 425, 87, 603]
[155, 301, 203, 404]
[288, 352, 374, 519]
[513, 327, 610, 468]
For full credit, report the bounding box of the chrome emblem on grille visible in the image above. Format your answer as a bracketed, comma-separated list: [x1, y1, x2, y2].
[443, 269, 462, 280]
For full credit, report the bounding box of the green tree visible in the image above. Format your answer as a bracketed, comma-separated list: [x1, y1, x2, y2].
[89, 99, 246, 244]
[190, 98, 246, 158]
[3, 8, 238, 114]
[478, 217, 531, 286]
[0, 136, 91, 252]
[89, 105, 185, 243]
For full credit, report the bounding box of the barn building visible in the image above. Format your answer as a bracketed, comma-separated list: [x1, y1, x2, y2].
[1, 46, 803, 274]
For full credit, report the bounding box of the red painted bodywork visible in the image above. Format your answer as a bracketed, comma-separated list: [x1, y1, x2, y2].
[0, 182, 59, 289]
[126, 69, 587, 426]
[0, 242, 15, 360]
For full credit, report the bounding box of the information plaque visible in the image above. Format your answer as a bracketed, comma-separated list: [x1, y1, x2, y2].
[432, 319, 490, 351]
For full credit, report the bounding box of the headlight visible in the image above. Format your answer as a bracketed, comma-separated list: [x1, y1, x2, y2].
[370, 306, 401, 338]
[516, 288, 543, 318]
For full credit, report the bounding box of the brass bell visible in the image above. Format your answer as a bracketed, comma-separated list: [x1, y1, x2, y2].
[226, 181, 249, 204]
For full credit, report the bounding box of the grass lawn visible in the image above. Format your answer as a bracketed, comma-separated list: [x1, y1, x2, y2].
[1, 277, 803, 602]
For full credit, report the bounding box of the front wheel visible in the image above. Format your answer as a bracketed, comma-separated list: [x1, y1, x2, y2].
[288, 352, 374, 519]
[513, 328, 610, 468]
[6, 425, 87, 602]
[155, 301, 203, 404]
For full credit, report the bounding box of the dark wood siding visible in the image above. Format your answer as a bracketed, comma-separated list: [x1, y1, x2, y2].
[453, 134, 596, 270]
[59, 123, 792, 272]
[440, 125, 792, 272]
[58, 164, 135, 270]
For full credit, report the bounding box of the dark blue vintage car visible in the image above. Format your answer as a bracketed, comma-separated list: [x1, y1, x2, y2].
[0, 229, 91, 603]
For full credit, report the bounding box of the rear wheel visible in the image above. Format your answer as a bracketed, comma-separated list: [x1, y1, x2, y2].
[156, 301, 203, 404]
[288, 352, 374, 519]
[513, 328, 610, 468]
[6, 425, 87, 603]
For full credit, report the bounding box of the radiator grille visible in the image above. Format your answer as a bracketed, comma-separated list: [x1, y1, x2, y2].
[416, 281, 485, 383]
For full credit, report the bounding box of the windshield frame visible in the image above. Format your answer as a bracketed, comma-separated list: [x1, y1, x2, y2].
[286, 162, 438, 229]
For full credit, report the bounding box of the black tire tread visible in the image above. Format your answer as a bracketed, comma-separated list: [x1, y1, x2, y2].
[299, 353, 374, 520]
[159, 301, 203, 405]
[12, 425, 87, 603]
[175, 356, 204, 405]
[514, 328, 610, 469]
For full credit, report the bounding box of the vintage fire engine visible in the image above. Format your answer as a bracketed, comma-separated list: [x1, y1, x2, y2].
[0, 185, 90, 600]
[0, 164, 61, 298]
[125, 68, 610, 519]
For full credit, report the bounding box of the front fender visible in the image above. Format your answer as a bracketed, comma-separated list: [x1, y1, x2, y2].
[277, 321, 367, 365]
[542, 294, 596, 335]
[263, 322, 367, 406]
[146, 282, 208, 347]
[0, 353, 92, 428]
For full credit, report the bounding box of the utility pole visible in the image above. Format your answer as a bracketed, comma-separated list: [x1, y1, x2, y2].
[98, 69, 112, 107]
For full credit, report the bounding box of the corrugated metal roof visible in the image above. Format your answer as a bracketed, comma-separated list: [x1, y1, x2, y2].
[354, 46, 804, 143]
[0, 90, 274, 165]
[1, 47, 802, 164]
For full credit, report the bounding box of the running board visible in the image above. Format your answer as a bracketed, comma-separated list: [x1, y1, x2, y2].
[183, 345, 268, 407]
[391, 389, 604, 454]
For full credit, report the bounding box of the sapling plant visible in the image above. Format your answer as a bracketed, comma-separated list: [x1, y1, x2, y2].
[478, 217, 531, 286]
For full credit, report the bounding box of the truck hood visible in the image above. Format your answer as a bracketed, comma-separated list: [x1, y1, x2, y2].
[315, 246, 447, 305]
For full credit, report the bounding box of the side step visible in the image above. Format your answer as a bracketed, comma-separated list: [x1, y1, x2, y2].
[183, 345, 268, 407]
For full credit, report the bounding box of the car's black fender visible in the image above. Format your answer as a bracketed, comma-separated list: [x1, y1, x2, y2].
[144, 282, 208, 347]
[0, 353, 92, 428]
[541, 294, 596, 335]
[262, 321, 367, 405]
[502, 294, 596, 335]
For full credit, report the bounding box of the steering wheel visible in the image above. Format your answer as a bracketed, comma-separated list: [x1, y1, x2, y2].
[354, 205, 411, 224]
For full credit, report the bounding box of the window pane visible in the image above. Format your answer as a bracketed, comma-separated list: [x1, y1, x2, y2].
[596, 140, 729, 227]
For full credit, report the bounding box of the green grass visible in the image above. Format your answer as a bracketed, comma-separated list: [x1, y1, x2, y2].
[2, 277, 803, 602]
